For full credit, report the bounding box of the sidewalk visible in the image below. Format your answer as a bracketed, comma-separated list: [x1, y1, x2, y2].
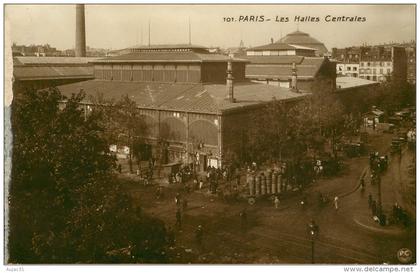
[353, 213, 406, 236]
[336, 130, 416, 237]
[348, 153, 414, 236]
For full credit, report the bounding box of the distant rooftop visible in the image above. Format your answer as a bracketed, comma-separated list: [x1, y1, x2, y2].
[14, 56, 98, 66]
[248, 42, 317, 52]
[108, 43, 211, 56]
[13, 57, 96, 81]
[336, 76, 379, 91]
[128, 44, 208, 51]
[277, 30, 328, 55]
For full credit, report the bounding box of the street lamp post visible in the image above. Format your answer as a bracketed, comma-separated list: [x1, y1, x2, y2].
[377, 174, 382, 215]
[308, 219, 319, 264]
[311, 237, 315, 264]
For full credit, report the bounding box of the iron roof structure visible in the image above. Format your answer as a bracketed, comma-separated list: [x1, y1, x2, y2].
[56, 80, 308, 115]
[13, 57, 96, 81]
[93, 52, 248, 64]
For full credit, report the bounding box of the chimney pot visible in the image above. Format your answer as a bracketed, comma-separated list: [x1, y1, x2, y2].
[226, 58, 235, 102]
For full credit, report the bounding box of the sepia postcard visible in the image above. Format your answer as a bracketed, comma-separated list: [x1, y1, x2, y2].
[3, 2, 417, 271]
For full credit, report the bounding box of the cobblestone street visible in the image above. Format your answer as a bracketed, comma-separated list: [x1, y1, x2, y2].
[119, 130, 415, 264]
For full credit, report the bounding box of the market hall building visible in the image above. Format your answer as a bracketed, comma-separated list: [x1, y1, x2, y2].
[239, 30, 336, 93]
[56, 44, 307, 169]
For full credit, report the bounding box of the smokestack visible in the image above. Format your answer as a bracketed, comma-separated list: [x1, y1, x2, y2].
[75, 4, 86, 57]
[226, 58, 235, 102]
[291, 62, 298, 91]
[188, 17, 191, 45]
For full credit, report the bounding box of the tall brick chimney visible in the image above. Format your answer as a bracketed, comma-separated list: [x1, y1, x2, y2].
[75, 4, 86, 57]
[226, 58, 235, 102]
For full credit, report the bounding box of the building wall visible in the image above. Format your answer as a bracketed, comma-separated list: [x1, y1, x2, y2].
[358, 61, 392, 82]
[246, 49, 315, 57]
[247, 50, 296, 56]
[221, 107, 264, 163]
[336, 63, 359, 77]
[94, 63, 201, 83]
[295, 49, 316, 57]
[94, 62, 246, 84]
[392, 47, 408, 84]
[406, 47, 416, 84]
[246, 57, 336, 92]
[201, 62, 246, 83]
[81, 104, 222, 166]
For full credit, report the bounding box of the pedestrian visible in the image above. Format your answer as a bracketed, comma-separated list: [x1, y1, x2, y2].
[175, 209, 182, 228]
[274, 196, 280, 209]
[334, 196, 339, 210]
[372, 172, 378, 185]
[195, 225, 203, 246]
[193, 178, 198, 190]
[155, 186, 162, 200]
[368, 193, 373, 208]
[240, 209, 247, 232]
[300, 194, 307, 209]
[175, 192, 181, 206]
[318, 192, 324, 207]
[308, 219, 319, 235]
[371, 200, 377, 216]
[148, 159, 153, 170]
[182, 199, 188, 211]
[184, 183, 190, 193]
[393, 202, 401, 222]
[199, 178, 204, 190]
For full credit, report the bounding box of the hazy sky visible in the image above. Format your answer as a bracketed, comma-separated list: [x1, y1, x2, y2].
[5, 4, 416, 51]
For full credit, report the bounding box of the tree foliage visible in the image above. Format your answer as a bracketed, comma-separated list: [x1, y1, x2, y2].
[8, 88, 167, 263]
[247, 87, 350, 164]
[90, 94, 149, 172]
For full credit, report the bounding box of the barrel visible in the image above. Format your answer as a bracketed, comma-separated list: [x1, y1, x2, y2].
[272, 172, 278, 194]
[267, 171, 272, 195]
[255, 175, 261, 196]
[247, 174, 255, 196]
[261, 174, 266, 195]
[277, 173, 282, 193]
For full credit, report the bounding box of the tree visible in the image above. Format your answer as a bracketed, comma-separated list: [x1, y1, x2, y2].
[245, 80, 351, 186]
[8, 87, 167, 263]
[91, 94, 149, 174]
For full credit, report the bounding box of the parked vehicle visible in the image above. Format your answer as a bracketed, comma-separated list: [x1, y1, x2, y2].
[391, 138, 402, 153]
[343, 142, 366, 157]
